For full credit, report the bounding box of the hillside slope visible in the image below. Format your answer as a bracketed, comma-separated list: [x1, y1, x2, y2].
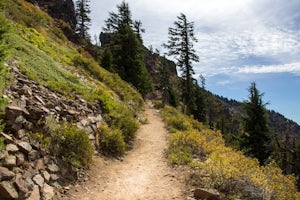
[0, 0, 144, 199]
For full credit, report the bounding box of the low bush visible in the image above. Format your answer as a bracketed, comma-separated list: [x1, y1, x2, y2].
[46, 118, 93, 168]
[99, 125, 126, 156]
[105, 105, 139, 144]
[162, 106, 300, 199]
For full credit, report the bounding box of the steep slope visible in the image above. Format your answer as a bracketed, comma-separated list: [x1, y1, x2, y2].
[0, 0, 143, 199]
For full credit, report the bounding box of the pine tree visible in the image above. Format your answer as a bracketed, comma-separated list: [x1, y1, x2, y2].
[102, 1, 152, 96]
[75, 0, 91, 40]
[100, 48, 113, 72]
[164, 13, 199, 113]
[242, 82, 270, 164]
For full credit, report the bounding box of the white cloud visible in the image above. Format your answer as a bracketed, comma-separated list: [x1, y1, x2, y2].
[237, 63, 300, 75]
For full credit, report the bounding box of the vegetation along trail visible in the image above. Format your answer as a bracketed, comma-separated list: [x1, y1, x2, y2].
[64, 103, 185, 200]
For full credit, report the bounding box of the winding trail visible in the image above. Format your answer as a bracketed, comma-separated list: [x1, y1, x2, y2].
[64, 103, 185, 200]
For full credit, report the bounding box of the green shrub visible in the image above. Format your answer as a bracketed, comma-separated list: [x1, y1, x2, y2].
[105, 105, 139, 143]
[47, 119, 93, 168]
[168, 130, 206, 165]
[99, 125, 126, 156]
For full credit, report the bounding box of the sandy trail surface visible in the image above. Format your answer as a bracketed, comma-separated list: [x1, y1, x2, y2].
[63, 104, 185, 200]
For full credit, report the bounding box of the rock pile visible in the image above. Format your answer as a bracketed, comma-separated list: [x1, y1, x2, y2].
[0, 63, 104, 199]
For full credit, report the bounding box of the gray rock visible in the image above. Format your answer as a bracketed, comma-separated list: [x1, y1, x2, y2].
[17, 129, 26, 139]
[50, 173, 59, 181]
[42, 170, 51, 182]
[33, 174, 44, 188]
[3, 155, 17, 168]
[0, 181, 19, 199]
[27, 185, 40, 200]
[34, 159, 45, 170]
[47, 163, 59, 173]
[0, 150, 9, 160]
[6, 144, 19, 153]
[42, 183, 55, 200]
[26, 177, 35, 190]
[193, 188, 220, 200]
[15, 173, 28, 194]
[16, 153, 25, 166]
[0, 166, 15, 181]
[28, 150, 40, 161]
[17, 141, 32, 153]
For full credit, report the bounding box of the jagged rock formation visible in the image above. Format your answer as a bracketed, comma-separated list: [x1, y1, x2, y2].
[26, 0, 77, 29]
[0, 61, 104, 199]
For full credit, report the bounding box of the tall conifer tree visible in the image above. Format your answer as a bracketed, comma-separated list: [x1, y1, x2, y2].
[75, 0, 91, 40]
[164, 13, 199, 113]
[103, 1, 152, 96]
[242, 82, 270, 164]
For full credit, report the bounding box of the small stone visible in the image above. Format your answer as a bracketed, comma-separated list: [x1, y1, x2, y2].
[0, 181, 19, 199]
[41, 106, 50, 113]
[3, 155, 17, 168]
[42, 171, 51, 182]
[50, 174, 59, 181]
[0, 150, 9, 160]
[47, 163, 59, 173]
[6, 144, 19, 154]
[67, 109, 80, 115]
[27, 185, 40, 200]
[34, 159, 45, 170]
[33, 174, 44, 188]
[0, 166, 15, 181]
[42, 183, 54, 200]
[88, 134, 95, 140]
[15, 173, 28, 194]
[80, 118, 88, 126]
[28, 150, 40, 161]
[17, 141, 32, 153]
[16, 153, 25, 166]
[17, 129, 26, 139]
[15, 115, 27, 124]
[35, 95, 46, 105]
[54, 106, 61, 111]
[194, 188, 220, 200]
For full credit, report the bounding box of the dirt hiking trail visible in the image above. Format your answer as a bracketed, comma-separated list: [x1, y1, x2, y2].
[63, 103, 186, 200]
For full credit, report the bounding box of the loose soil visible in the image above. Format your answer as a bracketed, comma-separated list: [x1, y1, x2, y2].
[63, 103, 186, 200]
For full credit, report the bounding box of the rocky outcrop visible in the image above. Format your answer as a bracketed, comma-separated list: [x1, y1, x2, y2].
[26, 0, 77, 30]
[0, 62, 104, 199]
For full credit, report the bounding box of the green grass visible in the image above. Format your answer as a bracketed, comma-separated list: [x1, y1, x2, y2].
[0, 0, 144, 160]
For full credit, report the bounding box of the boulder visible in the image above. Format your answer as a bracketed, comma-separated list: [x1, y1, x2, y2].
[194, 188, 221, 200]
[0, 181, 19, 199]
[0, 166, 15, 181]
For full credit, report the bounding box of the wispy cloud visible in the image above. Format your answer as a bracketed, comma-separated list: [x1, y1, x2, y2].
[237, 63, 300, 75]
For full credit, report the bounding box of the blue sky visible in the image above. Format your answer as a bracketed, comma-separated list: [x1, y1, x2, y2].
[89, 0, 300, 124]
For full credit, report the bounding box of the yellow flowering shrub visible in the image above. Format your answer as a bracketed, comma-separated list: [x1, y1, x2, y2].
[163, 106, 300, 199]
